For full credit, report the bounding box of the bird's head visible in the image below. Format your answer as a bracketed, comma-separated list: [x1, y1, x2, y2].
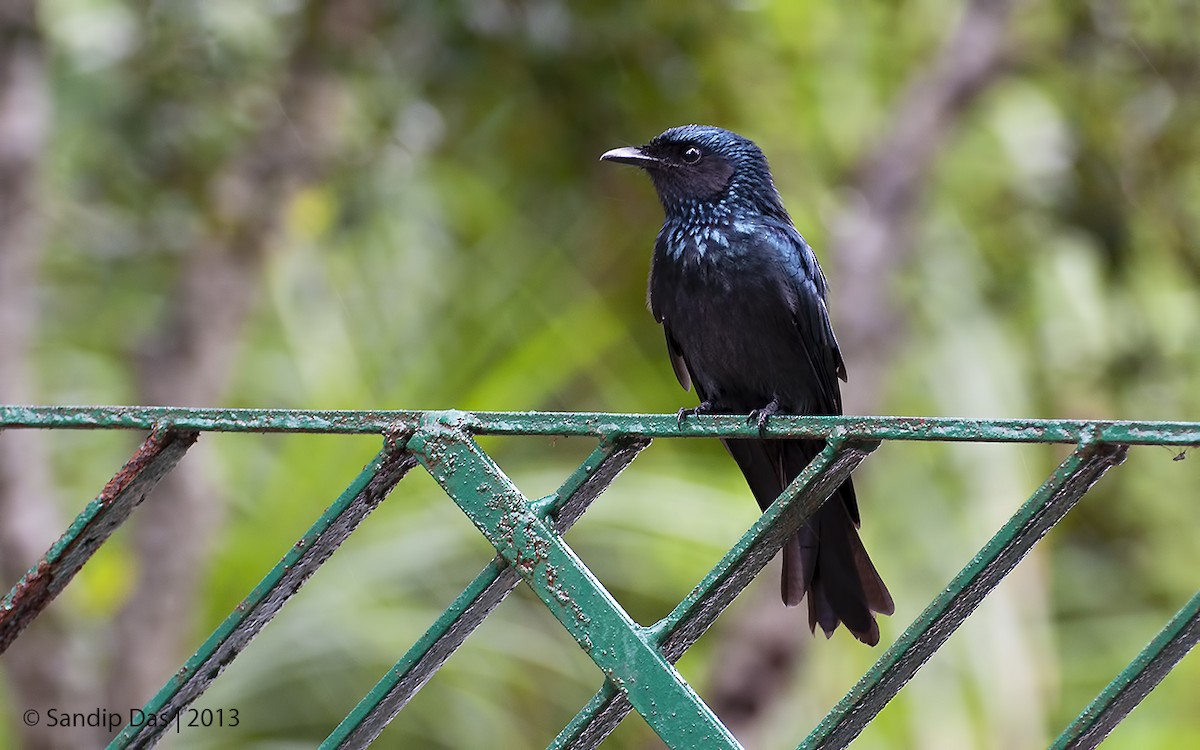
[601, 124, 786, 220]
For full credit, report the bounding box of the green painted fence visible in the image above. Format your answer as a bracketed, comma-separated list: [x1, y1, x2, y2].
[1, 406, 1197, 749]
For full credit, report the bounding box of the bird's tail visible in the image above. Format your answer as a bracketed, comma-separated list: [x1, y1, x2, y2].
[725, 438, 894, 646]
[785, 481, 894, 646]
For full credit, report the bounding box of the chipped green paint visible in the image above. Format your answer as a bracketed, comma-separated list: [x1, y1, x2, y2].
[323, 437, 650, 749]
[405, 419, 741, 750]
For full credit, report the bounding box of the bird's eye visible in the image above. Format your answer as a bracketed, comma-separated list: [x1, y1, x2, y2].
[682, 146, 702, 164]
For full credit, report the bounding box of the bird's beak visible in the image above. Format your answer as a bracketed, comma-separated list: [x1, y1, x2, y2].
[600, 146, 659, 168]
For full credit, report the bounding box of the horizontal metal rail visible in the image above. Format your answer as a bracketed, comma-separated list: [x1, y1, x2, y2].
[3, 405, 1200, 444]
[0, 405, 1195, 750]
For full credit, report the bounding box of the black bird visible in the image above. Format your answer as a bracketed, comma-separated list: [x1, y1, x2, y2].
[602, 125, 893, 645]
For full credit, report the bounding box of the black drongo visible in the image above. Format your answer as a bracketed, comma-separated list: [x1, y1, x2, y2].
[602, 125, 893, 645]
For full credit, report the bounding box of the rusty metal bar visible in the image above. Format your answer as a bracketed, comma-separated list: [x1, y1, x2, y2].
[799, 440, 1129, 750]
[109, 437, 417, 750]
[0, 427, 197, 653]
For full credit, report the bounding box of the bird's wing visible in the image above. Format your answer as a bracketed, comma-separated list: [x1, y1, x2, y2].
[648, 233, 692, 392]
[766, 221, 847, 413]
[663, 328, 692, 392]
[763, 220, 863, 524]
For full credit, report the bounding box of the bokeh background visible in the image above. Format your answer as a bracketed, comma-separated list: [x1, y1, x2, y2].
[1, 0, 1198, 748]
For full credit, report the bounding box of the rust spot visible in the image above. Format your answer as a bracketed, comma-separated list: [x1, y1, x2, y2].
[95, 428, 197, 509]
[0, 560, 56, 651]
[0, 428, 198, 654]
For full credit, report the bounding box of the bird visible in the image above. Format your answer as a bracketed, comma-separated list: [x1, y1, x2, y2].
[601, 125, 893, 645]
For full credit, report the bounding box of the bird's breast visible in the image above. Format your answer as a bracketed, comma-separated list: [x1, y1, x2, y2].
[654, 233, 816, 409]
[662, 224, 737, 265]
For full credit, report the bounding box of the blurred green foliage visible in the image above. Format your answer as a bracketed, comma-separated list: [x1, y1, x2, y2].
[3, 0, 1198, 747]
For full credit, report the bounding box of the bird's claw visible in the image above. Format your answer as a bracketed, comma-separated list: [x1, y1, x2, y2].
[676, 400, 714, 429]
[747, 398, 781, 435]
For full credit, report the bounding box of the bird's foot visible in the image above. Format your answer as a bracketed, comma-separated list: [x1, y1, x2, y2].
[747, 397, 781, 435]
[677, 400, 714, 429]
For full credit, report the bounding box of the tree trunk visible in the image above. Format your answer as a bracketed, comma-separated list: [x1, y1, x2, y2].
[104, 0, 376, 720]
[0, 2, 104, 747]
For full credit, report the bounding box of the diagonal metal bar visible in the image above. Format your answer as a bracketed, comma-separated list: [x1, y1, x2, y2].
[658, 439, 881, 661]
[1, 427, 197, 654]
[407, 418, 742, 750]
[109, 437, 418, 750]
[1051, 589, 1200, 750]
[323, 436, 650, 749]
[3, 405, 1200, 446]
[551, 436, 879, 750]
[799, 439, 1129, 750]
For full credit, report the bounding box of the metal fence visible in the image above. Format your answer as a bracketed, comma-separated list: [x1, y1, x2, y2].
[1, 406, 1197, 749]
